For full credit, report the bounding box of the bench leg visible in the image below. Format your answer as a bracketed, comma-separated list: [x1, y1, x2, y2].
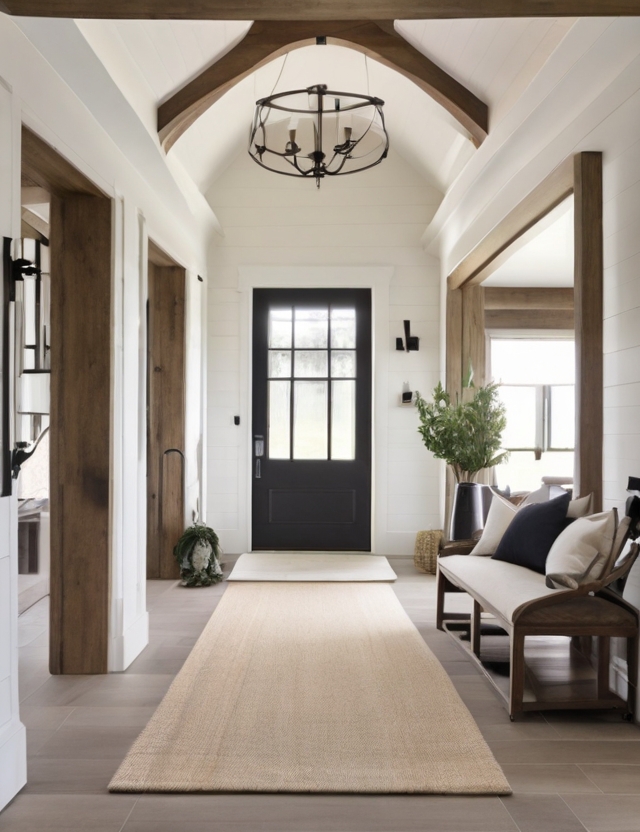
[597, 636, 610, 699]
[436, 568, 446, 631]
[509, 629, 525, 720]
[627, 633, 638, 717]
[471, 600, 482, 657]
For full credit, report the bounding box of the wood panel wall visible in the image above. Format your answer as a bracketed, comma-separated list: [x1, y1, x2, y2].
[574, 152, 603, 510]
[147, 261, 186, 579]
[49, 194, 112, 675]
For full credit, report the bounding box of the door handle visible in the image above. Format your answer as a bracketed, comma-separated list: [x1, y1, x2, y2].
[254, 435, 264, 457]
[255, 458, 261, 479]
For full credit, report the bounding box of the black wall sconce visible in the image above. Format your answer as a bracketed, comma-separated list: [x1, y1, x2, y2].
[396, 320, 419, 352]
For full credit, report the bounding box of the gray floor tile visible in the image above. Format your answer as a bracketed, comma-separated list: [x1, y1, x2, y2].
[500, 794, 587, 831]
[561, 794, 640, 831]
[578, 764, 640, 794]
[501, 764, 601, 794]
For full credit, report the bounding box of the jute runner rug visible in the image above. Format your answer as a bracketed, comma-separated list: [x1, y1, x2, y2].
[109, 582, 510, 794]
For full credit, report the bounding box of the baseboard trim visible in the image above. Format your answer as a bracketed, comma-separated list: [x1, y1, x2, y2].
[0, 719, 26, 811]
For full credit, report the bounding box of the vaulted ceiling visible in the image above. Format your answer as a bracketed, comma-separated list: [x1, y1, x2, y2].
[71, 17, 575, 197]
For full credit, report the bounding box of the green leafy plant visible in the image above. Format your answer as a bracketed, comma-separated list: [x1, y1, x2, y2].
[414, 381, 508, 483]
[173, 523, 223, 587]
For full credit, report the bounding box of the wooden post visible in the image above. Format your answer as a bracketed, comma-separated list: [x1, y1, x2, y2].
[147, 261, 186, 579]
[49, 194, 112, 675]
[574, 152, 603, 510]
[461, 284, 486, 389]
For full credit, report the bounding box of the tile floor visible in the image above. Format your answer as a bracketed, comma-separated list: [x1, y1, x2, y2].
[2, 557, 640, 831]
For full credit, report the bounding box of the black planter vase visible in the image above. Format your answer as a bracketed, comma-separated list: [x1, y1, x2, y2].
[450, 481, 485, 541]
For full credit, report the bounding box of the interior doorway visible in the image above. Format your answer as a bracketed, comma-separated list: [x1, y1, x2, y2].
[251, 288, 372, 551]
[146, 241, 186, 579]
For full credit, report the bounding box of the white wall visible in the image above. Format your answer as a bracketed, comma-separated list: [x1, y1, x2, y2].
[0, 14, 211, 808]
[205, 149, 443, 555]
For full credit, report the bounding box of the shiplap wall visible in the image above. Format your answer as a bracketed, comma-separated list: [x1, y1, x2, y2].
[205, 149, 443, 555]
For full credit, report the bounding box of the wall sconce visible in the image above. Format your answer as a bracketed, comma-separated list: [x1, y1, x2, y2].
[396, 320, 419, 352]
[400, 381, 413, 406]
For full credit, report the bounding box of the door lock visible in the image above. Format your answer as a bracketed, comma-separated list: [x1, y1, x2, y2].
[254, 435, 264, 457]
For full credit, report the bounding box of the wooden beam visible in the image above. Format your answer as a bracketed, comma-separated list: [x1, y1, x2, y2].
[147, 260, 186, 580]
[461, 284, 486, 388]
[158, 20, 488, 151]
[445, 287, 463, 400]
[573, 152, 603, 511]
[3, 2, 640, 20]
[485, 308, 574, 330]
[21, 186, 50, 205]
[448, 156, 574, 290]
[49, 193, 112, 675]
[484, 287, 574, 311]
[21, 207, 49, 239]
[22, 127, 104, 198]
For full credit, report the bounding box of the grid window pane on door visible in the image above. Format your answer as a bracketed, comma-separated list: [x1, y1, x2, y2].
[549, 385, 575, 449]
[266, 305, 357, 461]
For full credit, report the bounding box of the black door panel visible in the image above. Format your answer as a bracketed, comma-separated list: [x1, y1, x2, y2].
[252, 288, 371, 550]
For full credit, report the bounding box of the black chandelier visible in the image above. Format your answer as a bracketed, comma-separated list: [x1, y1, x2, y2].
[248, 84, 389, 187]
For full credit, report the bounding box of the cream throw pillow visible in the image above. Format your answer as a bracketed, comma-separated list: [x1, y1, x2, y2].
[567, 493, 593, 519]
[470, 492, 518, 556]
[545, 509, 617, 589]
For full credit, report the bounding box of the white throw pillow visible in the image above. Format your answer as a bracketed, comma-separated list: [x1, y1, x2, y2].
[545, 509, 617, 590]
[567, 493, 593, 519]
[470, 491, 518, 556]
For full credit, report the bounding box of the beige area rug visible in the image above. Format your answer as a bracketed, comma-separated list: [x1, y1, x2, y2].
[227, 552, 397, 582]
[110, 583, 510, 794]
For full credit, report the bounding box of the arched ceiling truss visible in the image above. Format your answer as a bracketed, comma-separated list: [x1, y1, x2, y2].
[158, 20, 489, 152]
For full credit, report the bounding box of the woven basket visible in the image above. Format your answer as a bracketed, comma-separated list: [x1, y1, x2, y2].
[414, 529, 444, 574]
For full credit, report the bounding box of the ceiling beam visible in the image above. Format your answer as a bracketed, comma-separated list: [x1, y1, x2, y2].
[2, 2, 639, 19]
[447, 156, 574, 290]
[158, 20, 488, 151]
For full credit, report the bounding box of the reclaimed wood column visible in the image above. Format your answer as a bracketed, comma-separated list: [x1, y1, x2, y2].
[461, 284, 486, 388]
[147, 261, 186, 579]
[49, 194, 112, 675]
[574, 152, 603, 510]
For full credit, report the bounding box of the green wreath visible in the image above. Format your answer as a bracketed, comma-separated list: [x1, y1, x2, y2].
[173, 523, 223, 587]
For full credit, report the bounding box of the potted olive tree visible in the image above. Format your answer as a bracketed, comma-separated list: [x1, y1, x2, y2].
[414, 381, 508, 540]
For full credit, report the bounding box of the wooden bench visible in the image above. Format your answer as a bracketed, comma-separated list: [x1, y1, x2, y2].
[436, 536, 639, 720]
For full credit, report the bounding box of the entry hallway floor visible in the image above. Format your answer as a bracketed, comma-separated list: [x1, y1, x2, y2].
[3, 557, 640, 832]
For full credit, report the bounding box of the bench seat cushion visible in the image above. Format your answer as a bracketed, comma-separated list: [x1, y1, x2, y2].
[439, 555, 560, 624]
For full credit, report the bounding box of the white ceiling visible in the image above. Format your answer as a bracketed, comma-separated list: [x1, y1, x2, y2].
[72, 18, 577, 202]
[484, 197, 574, 287]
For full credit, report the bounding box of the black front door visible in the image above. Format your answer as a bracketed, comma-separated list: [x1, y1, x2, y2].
[252, 288, 372, 550]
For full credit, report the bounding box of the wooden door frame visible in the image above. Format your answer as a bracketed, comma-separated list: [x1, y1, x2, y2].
[445, 152, 603, 509]
[22, 127, 113, 675]
[146, 239, 186, 579]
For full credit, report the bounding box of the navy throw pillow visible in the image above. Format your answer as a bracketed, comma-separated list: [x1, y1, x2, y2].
[492, 491, 571, 574]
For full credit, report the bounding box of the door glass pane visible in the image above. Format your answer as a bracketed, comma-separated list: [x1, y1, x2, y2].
[499, 386, 537, 449]
[268, 380, 291, 458]
[331, 350, 356, 378]
[331, 380, 356, 460]
[549, 385, 575, 449]
[331, 308, 356, 348]
[294, 350, 328, 378]
[269, 308, 292, 348]
[268, 350, 291, 378]
[293, 381, 328, 459]
[294, 308, 328, 348]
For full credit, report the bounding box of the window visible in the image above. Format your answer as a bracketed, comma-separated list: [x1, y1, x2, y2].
[491, 339, 574, 492]
[267, 306, 356, 460]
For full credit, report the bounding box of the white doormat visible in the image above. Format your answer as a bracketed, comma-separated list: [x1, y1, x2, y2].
[227, 552, 397, 582]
